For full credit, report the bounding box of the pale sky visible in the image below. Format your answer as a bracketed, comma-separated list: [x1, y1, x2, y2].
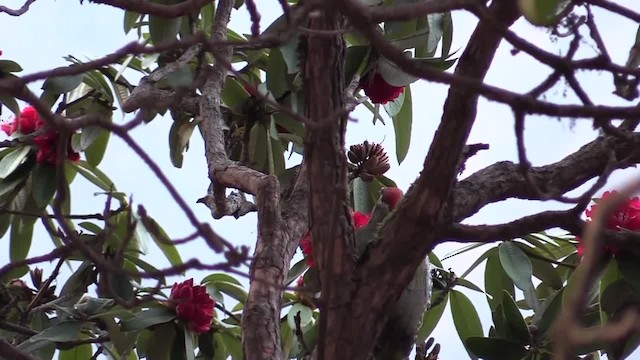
[1, 0, 639, 359]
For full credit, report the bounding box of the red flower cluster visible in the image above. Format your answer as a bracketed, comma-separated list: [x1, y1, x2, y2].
[300, 211, 372, 267]
[169, 279, 215, 334]
[1, 106, 79, 164]
[578, 191, 640, 256]
[361, 72, 405, 104]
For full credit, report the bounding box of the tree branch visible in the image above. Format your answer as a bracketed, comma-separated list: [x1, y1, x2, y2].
[87, 0, 212, 18]
[325, 1, 519, 358]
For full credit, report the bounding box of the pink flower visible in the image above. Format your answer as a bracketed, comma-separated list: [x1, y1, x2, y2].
[577, 191, 640, 256]
[169, 279, 215, 333]
[2, 106, 44, 136]
[361, 73, 404, 104]
[300, 211, 372, 267]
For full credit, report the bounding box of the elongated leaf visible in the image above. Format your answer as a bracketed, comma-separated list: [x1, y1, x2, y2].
[392, 86, 412, 164]
[29, 321, 83, 342]
[0, 146, 30, 179]
[214, 282, 248, 304]
[286, 258, 309, 286]
[0, 93, 20, 116]
[10, 215, 36, 262]
[32, 164, 57, 208]
[266, 48, 288, 99]
[465, 337, 528, 360]
[529, 255, 563, 290]
[501, 290, 531, 346]
[461, 247, 495, 278]
[484, 248, 514, 309]
[169, 118, 198, 168]
[149, 0, 181, 45]
[201, 273, 243, 287]
[124, 10, 140, 34]
[145, 322, 176, 360]
[353, 177, 374, 214]
[417, 291, 448, 342]
[0, 60, 23, 73]
[42, 73, 84, 94]
[120, 307, 176, 332]
[140, 216, 183, 267]
[59, 343, 93, 360]
[450, 290, 482, 359]
[456, 278, 484, 293]
[499, 242, 533, 291]
[534, 288, 563, 339]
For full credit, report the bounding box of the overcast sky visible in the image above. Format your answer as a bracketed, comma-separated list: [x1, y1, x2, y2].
[1, 0, 639, 358]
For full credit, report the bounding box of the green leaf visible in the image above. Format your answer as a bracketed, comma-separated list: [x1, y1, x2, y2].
[73, 161, 115, 191]
[352, 177, 374, 214]
[219, 331, 243, 360]
[213, 281, 248, 304]
[484, 248, 514, 309]
[518, 0, 571, 27]
[529, 255, 563, 290]
[221, 77, 251, 109]
[344, 46, 370, 83]
[145, 322, 176, 360]
[450, 290, 482, 359]
[456, 278, 484, 293]
[0, 93, 20, 116]
[201, 273, 243, 286]
[460, 247, 494, 278]
[383, 89, 405, 117]
[417, 291, 448, 342]
[0, 60, 23, 73]
[184, 329, 196, 360]
[85, 128, 110, 167]
[10, 215, 36, 262]
[169, 118, 198, 168]
[0, 146, 30, 179]
[533, 287, 563, 338]
[141, 215, 183, 268]
[124, 11, 140, 34]
[32, 164, 57, 208]
[59, 343, 93, 360]
[149, 3, 181, 45]
[465, 337, 528, 360]
[599, 258, 620, 325]
[499, 242, 533, 291]
[616, 253, 640, 293]
[287, 303, 314, 331]
[29, 321, 83, 342]
[286, 258, 309, 286]
[120, 307, 176, 332]
[248, 124, 267, 171]
[392, 86, 412, 164]
[501, 290, 531, 346]
[42, 73, 84, 94]
[266, 48, 288, 99]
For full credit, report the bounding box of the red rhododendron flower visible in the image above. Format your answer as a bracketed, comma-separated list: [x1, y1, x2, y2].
[2, 106, 80, 165]
[296, 276, 305, 288]
[300, 211, 372, 267]
[32, 132, 80, 165]
[1, 106, 44, 136]
[577, 191, 640, 256]
[361, 72, 404, 104]
[169, 279, 215, 333]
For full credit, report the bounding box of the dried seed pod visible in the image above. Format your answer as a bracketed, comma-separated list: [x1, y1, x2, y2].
[347, 141, 390, 182]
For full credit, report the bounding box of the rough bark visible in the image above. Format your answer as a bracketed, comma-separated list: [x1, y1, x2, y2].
[299, 4, 357, 360]
[318, 1, 520, 358]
